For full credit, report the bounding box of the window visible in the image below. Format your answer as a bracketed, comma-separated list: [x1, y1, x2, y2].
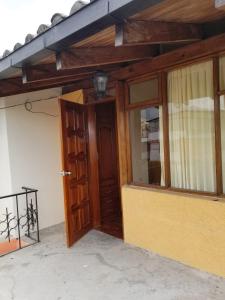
[129, 78, 159, 105]
[129, 106, 164, 185]
[168, 61, 216, 192]
[128, 76, 165, 186]
[127, 58, 225, 196]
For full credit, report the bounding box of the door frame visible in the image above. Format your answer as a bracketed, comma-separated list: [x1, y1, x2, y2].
[86, 97, 124, 236]
[59, 81, 128, 243]
[87, 98, 116, 229]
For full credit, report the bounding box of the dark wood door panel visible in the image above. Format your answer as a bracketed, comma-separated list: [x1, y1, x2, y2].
[97, 127, 117, 180]
[96, 102, 122, 237]
[60, 100, 92, 247]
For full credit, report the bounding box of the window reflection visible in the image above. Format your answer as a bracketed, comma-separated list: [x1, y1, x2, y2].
[129, 106, 164, 186]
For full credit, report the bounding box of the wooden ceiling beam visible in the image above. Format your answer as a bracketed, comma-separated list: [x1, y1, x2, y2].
[0, 62, 125, 97]
[115, 20, 202, 46]
[3, 78, 23, 88]
[62, 81, 93, 95]
[56, 46, 156, 70]
[22, 63, 124, 84]
[0, 75, 92, 98]
[22, 63, 94, 84]
[112, 32, 225, 80]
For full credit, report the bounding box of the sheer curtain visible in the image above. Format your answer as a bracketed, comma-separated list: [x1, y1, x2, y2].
[219, 56, 225, 193]
[159, 106, 165, 186]
[220, 96, 225, 193]
[168, 61, 216, 192]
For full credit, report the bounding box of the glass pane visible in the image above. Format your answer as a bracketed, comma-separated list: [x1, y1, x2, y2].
[168, 60, 216, 192]
[221, 96, 225, 193]
[129, 106, 165, 186]
[129, 78, 158, 104]
[219, 56, 225, 91]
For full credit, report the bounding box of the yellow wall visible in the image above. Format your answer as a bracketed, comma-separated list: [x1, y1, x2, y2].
[62, 90, 84, 104]
[122, 185, 225, 278]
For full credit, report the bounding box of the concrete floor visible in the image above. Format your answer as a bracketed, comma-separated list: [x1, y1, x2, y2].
[1, 224, 225, 300]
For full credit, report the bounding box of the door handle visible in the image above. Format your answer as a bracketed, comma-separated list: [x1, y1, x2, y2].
[60, 170, 72, 176]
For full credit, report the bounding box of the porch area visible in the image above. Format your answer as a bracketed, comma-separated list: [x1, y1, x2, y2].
[1, 223, 225, 300]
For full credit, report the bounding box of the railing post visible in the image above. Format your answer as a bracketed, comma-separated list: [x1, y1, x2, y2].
[34, 191, 40, 242]
[25, 190, 31, 238]
[15, 195, 22, 249]
[6, 207, 11, 243]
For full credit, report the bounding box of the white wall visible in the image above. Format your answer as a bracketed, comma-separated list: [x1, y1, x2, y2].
[0, 105, 14, 237]
[0, 88, 65, 230]
[0, 105, 12, 195]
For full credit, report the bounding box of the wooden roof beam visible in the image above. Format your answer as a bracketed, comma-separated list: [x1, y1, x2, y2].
[0, 75, 92, 98]
[115, 20, 202, 47]
[22, 63, 126, 84]
[22, 63, 95, 84]
[112, 32, 225, 80]
[2, 78, 23, 88]
[56, 46, 156, 70]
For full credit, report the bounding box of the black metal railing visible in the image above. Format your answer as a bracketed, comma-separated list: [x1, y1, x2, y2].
[0, 187, 40, 256]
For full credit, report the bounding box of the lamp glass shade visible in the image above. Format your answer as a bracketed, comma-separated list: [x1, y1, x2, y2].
[93, 71, 108, 98]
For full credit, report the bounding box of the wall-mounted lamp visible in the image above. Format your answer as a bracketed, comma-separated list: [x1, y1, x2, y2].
[93, 71, 108, 98]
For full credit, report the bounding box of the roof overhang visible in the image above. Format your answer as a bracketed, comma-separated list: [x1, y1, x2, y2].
[2, 0, 225, 98]
[0, 0, 163, 79]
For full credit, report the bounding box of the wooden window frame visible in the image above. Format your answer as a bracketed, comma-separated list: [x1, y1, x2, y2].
[126, 73, 162, 110]
[125, 72, 165, 188]
[125, 56, 225, 199]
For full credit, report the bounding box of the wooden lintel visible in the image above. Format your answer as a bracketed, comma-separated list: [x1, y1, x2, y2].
[56, 46, 156, 70]
[112, 32, 225, 80]
[115, 20, 202, 46]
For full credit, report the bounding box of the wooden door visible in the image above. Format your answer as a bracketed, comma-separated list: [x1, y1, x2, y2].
[60, 100, 92, 247]
[96, 102, 122, 237]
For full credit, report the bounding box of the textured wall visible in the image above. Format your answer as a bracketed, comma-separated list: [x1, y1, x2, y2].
[122, 185, 225, 278]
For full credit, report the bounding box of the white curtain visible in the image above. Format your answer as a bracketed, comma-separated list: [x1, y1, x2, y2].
[168, 61, 216, 192]
[221, 99, 225, 193]
[159, 106, 165, 186]
[220, 96, 225, 193]
[219, 56, 225, 193]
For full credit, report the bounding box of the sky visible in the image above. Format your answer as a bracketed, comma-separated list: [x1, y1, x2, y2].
[0, 0, 89, 55]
